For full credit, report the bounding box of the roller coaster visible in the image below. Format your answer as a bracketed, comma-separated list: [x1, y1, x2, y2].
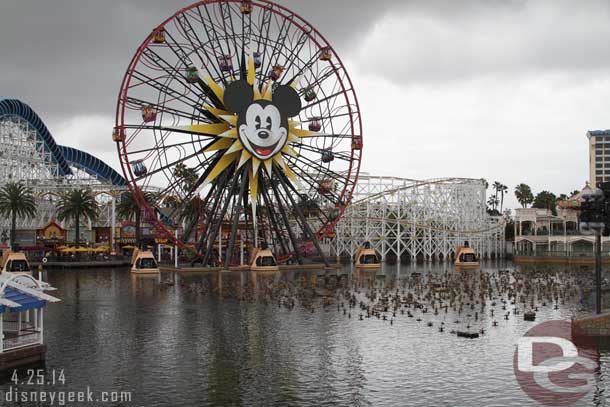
[0, 99, 127, 230]
[332, 175, 505, 261]
[0, 99, 505, 262]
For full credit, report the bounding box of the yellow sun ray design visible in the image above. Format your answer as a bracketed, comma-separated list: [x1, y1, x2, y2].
[192, 54, 318, 206]
[204, 105, 231, 119]
[204, 138, 233, 152]
[177, 122, 230, 135]
[263, 159, 273, 176]
[237, 149, 252, 169]
[225, 139, 243, 154]
[282, 145, 299, 157]
[198, 68, 224, 102]
[218, 128, 238, 139]
[202, 152, 240, 186]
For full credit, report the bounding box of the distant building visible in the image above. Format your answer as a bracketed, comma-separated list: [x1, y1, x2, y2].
[587, 129, 610, 186]
[513, 184, 610, 259]
[36, 220, 66, 249]
[513, 207, 589, 256]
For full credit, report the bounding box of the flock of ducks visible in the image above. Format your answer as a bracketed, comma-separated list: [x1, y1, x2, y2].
[159, 266, 598, 338]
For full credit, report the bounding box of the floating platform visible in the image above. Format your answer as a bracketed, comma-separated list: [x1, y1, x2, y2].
[523, 311, 536, 321]
[31, 260, 130, 269]
[514, 255, 610, 265]
[160, 263, 342, 273]
[456, 331, 480, 339]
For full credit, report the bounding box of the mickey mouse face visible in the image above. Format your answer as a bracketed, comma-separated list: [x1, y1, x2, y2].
[224, 80, 301, 161]
[239, 101, 286, 159]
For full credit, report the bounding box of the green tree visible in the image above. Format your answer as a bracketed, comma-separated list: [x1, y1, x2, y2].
[116, 191, 156, 247]
[514, 183, 534, 208]
[532, 190, 557, 215]
[0, 182, 37, 250]
[56, 189, 99, 247]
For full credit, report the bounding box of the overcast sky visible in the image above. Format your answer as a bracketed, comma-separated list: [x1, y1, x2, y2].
[2, 0, 610, 210]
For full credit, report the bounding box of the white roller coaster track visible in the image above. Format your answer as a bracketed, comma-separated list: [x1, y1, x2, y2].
[332, 174, 505, 261]
[0, 114, 130, 231]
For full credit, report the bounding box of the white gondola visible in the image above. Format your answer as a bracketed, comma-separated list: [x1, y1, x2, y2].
[131, 249, 160, 274]
[250, 248, 279, 272]
[1, 251, 32, 275]
[355, 247, 381, 270]
[455, 243, 480, 268]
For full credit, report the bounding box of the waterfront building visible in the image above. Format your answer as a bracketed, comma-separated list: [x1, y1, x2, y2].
[0, 273, 59, 370]
[513, 184, 608, 260]
[588, 129, 610, 186]
[36, 220, 66, 248]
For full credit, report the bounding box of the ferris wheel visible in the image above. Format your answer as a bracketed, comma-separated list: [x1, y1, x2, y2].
[114, 0, 362, 265]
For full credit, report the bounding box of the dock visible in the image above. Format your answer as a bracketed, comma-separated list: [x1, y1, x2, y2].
[31, 260, 131, 269]
[572, 311, 610, 337]
[514, 255, 610, 265]
[0, 344, 46, 370]
[160, 263, 343, 273]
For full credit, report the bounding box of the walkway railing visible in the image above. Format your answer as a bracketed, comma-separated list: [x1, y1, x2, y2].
[3, 331, 41, 351]
[3, 320, 36, 332]
[514, 250, 609, 257]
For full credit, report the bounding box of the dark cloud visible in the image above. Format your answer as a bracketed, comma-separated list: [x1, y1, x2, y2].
[352, 0, 610, 83]
[2, 0, 610, 209]
[1, 1, 186, 118]
[0, 0, 390, 120]
[5, 0, 604, 120]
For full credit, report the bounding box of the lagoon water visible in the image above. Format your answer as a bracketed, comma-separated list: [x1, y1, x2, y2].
[1, 261, 609, 406]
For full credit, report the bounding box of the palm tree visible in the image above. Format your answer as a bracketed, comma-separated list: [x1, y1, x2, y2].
[116, 191, 155, 247]
[487, 195, 499, 212]
[514, 183, 534, 208]
[492, 181, 502, 204]
[498, 183, 509, 212]
[174, 163, 199, 193]
[56, 189, 98, 247]
[0, 182, 37, 250]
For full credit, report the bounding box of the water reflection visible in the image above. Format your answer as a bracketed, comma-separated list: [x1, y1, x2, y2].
[1, 261, 607, 406]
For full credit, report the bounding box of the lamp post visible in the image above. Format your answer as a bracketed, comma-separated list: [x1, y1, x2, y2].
[579, 185, 606, 314]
